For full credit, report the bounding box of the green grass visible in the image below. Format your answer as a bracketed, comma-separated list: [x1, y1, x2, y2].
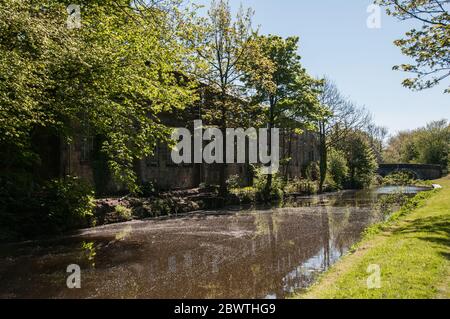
[294, 175, 450, 299]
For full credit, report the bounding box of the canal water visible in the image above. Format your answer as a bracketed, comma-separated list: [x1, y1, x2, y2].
[0, 186, 430, 299]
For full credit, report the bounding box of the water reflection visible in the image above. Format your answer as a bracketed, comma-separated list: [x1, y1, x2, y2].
[0, 187, 428, 299]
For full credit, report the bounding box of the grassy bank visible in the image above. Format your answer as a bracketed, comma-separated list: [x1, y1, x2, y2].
[295, 175, 450, 299]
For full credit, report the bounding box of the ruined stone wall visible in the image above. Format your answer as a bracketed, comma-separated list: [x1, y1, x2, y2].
[60, 136, 94, 184]
[60, 129, 321, 192]
[282, 131, 320, 180]
[137, 144, 200, 190]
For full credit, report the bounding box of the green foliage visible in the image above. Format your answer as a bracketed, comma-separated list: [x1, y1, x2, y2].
[226, 175, 242, 189]
[231, 175, 320, 203]
[382, 171, 418, 186]
[252, 166, 284, 201]
[344, 133, 379, 189]
[384, 119, 450, 169]
[40, 176, 95, 232]
[243, 35, 326, 129]
[139, 181, 158, 197]
[374, 192, 409, 217]
[305, 161, 320, 181]
[230, 187, 257, 204]
[284, 178, 319, 195]
[0, 175, 94, 241]
[316, 78, 376, 191]
[327, 149, 349, 189]
[383, 131, 419, 163]
[82, 241, 97, 267]
[150, 198, 174, 217]
[114, 205, 132, 221]
[241, 34, 326, 191]
[0, 0, 199, 192]
[184, 0, 263, 194]
[378, 0, 450, 93]
[415, 120, 450, 168]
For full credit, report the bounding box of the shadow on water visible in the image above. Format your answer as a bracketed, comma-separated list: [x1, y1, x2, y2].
[0, 186, 430, 299]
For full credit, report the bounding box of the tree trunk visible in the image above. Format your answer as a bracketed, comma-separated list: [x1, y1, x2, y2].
[219, 93, 228, 197]
[319, 121, 327, 193]
[265, 97, 275, 197]
[284, 130, 293, 181]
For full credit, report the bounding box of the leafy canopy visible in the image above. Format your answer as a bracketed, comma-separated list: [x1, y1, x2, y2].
[243, 35, 326, 131]
[0, 0, 199, 191]
[377, 0, 450, 92]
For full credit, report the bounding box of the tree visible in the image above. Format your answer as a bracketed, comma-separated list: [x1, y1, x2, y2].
[186, 0, 260, 195]
[383, 131, 419, 163]
[384, 119, 450, 168]
[327, 148, 349, 189]
[366, 123, 389, 162]
[415, 120, 450, 167]
[317, 79, 372, 191]
[243, 35, 324, 194]
[343, 132, 379, 189]
[378, 0, 450, 92]
[0, 0, 198, 192]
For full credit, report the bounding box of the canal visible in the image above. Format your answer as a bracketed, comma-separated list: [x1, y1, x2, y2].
[0, 186, 430, 299]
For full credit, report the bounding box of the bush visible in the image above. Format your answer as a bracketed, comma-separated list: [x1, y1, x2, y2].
[231, 187, 257, 204]
[139, 181, 157, 197]
[150, 198, 173, 216]
[382, 171, 418, 186]
[114, 205, 132, 221]
[0, 175, 95, 241]
[226, 175, 241, 189]
[345, 134, 378, 189]
[375, 192, 409, 216]
[252, 166, 284, 201]
[284, 177, 319, 195]
[327, 149, 349, 189]
[305, 162, 320, 181]
[41, 176, 95, 233]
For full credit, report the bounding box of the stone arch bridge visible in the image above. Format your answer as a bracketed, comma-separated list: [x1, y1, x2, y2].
[378, 164, 443, 181]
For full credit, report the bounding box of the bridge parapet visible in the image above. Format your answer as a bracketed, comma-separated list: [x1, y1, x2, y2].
[378, 164, 443, 180]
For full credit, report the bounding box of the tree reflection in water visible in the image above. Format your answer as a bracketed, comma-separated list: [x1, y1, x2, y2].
[0, 187, 422, 298]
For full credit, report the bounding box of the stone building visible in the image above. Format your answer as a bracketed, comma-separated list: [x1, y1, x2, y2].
[55, 125, 319, 194]
[43, 86, 320, 193]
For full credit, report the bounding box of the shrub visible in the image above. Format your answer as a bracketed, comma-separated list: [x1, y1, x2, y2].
[139, 181, 157, 197]
[0, 175, 95, 241]
[375, 192, 409, 216]
[226, 175, 241, 189]
[252, 166, 284, 201]
[345, 134, 378, 189]
[327, 149, 349, 189]
[114, 205, 132, 221]
[284, 177, 319, 195]
[151, 198, 173, 216]
[41, 176, 95, 233]
[231, 187, 257, 204]
[382, 171, 418, 186]
[305, 162, 320, 181]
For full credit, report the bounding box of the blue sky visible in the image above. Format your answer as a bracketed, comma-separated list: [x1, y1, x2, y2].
[193, 0, 449, 135]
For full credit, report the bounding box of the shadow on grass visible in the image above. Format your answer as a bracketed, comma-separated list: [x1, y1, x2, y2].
[393, 215, 450, 259]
